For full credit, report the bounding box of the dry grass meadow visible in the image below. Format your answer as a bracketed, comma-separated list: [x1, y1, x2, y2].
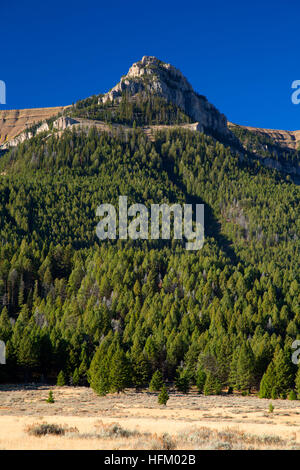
[0, 384, 300, 450]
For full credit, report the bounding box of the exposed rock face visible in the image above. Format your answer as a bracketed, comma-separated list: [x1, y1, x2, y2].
[53, 116, 79, 131]
[228, 122, 300, 151]
[36, 122, 50, 135]
[99, 56, 229, 136]
[228, 122, 300, 177]
[2, 130, 34, 149]
[2, 121, 52, 149]
[0, 106, 66, 148]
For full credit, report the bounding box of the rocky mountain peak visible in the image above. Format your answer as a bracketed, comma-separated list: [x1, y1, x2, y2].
[99, 56, 229, 136]
[127, 56, 192, 90]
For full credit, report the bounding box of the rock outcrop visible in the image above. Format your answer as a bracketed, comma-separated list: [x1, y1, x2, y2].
[53, 116, 79, 131]
[2, 121, 52, 149]
[0, 106, 66, 148]
[99, 56, 229, 136]
[228, 122, 300, 151]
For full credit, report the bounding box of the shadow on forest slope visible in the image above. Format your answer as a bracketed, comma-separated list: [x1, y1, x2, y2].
[165, 160, 240, 266]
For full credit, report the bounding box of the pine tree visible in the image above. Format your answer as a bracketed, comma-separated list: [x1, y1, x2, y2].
[78, 343, 89, 385]
[158, 385, 169, 405]
[72, 368, 80, 386]
[0, 307, 12, 343]
[18, 276, 25, 307]
[229, 348, 240, 390]
[216, 335, 232, 386]
[203, 371, 222, 395]
[88, 336, 113, 396]
[132, 354, 150, 390]
[288, 390, 297, 400]
[78, 359, 88, 385]
[33, 280, 39, 302]
[236, 342, 255, 393]
[195, 364, 206, 394]
[175, 369, 190, 394]
[271, 386, 279, 399]
[260, 348, 294, 399]
[46, 390, 54, 403]
[259, 363, 276, 398]
[56, 370, 66, 386]
[17, 328, 40, 377]
[89, 355, 110, 396]
[92, 370, 110, 396]
[273, 348, 294, 398]
[149, 370, 164, 391]
[109, 346, 131, 393]
[43, 267, 53, 290]
[133, 279, 141, 297]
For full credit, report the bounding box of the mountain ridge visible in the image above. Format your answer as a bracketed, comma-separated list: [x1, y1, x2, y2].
[229, 122, 300, 151]
[0, 56, 299, 154]
[0, 106, 67, 147]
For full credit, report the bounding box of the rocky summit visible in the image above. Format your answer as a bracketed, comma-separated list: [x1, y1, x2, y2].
[99, 56, 229, 137]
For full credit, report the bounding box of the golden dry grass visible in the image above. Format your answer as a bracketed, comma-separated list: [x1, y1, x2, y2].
[0, 385, 299, 449]
[0, 107, 66, 146]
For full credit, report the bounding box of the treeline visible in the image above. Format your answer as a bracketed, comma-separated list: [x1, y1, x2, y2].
[70, 92, 191, 126]
[0, 242, 299, 398]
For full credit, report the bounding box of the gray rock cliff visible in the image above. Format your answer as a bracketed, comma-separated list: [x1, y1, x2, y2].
[99, 56, 229, 136]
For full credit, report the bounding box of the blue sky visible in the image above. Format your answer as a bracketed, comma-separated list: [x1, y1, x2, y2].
[1, 0, 300, 130]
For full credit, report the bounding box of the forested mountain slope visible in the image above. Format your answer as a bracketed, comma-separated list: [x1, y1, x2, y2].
[0, 57, 299, 399]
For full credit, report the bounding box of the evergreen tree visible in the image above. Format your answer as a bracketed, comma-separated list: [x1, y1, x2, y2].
[259, 363, 276, 399]
[195, 364, 206, 394]
[91, 369, 110, 396]
[109, 346, 131, 393]
[229, 348, 240, 390]
[236, 342, 255, 393]
[46, 390, 54, 403]
[203, 371, 222, 395]
[158, 385, 169, 405]
[56, 370, 66, 386]
[132, 354, 150, 391]
[78, 343, 89, 385]
[88, 342, 111, 396]
[73, 368, 80, 386]
[0, 307, 12, 343]
[273, 348, 294, 398]
[288, 390, 297, 400]
[271, 386, 279, 400]
[175, 369, 190, 394]
[149, 370, 164, 391]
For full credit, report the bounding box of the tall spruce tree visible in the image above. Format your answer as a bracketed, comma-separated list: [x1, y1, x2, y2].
[272, 348, 294, 398]
[259, 362, 276, 398]
[158, 384, 169, 405]
[56, 370, 66, 386]
[109, 346, 131, 393]
[236, 342, 255, 393]
[175, 369, 190, 394]
[195, 364, 207, 393]
[203, 371, 222, 395]
[149, 370, 164, 391]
